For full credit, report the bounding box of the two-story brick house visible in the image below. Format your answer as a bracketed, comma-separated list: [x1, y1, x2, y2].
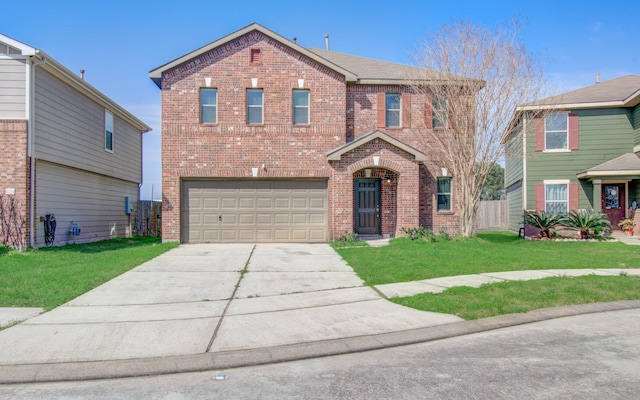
[150, 23, 460, 243]
[0, 34, 150, 247]
[503, 75, 640, 234]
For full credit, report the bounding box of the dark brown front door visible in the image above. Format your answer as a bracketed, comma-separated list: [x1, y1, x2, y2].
[354, 179, 380, 235]
[602, 184, 625, 229]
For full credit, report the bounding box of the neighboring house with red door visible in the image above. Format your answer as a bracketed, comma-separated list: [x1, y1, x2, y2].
[0, 34, 151, 247]
[502, 75, 640, 234]
[150, 23, 465, 243]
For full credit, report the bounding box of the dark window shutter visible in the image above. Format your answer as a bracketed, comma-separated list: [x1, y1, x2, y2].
[568, 113, 579, 150]
[377, 92, 386, 128]
[402, 93, 411, 128]
[569, 183, 579, 211]
[535, 183, 545, 212]
[535, 118, 544, 151]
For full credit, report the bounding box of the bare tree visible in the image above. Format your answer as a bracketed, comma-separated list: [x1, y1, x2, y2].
[0, 195, 26, 250]
[408, 20, 551, 237]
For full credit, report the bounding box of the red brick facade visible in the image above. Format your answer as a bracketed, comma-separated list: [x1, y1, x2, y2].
[158, 28, 460, 241]
[0, 120, 30, 245]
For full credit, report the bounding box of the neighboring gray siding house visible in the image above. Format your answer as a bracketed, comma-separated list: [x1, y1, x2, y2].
[0, 34, 151, 247]
[503, 76, 640, 234]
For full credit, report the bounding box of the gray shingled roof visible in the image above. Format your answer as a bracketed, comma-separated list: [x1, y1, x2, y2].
[577, 153, 640, 179]
[530, 75, 640, 107]
[308, 48, 446, 84]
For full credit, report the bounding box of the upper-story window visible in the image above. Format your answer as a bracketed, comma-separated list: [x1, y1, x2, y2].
[545, 113, 568, 150]
[105, 110, 113, 152]
[293, 89, 309, 125]
[432, 96, 447, 128]
[247, 88, 263, 124]
[200, 88, 217, 124]
[385, 93, 401, 127]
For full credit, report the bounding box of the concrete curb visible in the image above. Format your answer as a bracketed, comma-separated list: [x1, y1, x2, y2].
[2, 299, 639, 384]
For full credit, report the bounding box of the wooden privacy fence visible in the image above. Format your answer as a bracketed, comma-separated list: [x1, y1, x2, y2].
[136, 201, 162, 237]
[476, 200, 507, 230]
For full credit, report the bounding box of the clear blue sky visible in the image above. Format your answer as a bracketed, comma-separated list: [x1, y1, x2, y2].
[3, 1, 638, 200]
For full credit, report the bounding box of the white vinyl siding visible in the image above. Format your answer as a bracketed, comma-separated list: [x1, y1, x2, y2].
[0, 58, 26, 118]
[33, 68, 142, 183]
[34, 160, 139, 247]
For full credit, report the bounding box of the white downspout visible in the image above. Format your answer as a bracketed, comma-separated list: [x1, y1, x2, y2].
[27, 52, 46, 247]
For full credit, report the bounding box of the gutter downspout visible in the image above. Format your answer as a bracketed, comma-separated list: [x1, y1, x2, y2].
[27, 51, 46, 247]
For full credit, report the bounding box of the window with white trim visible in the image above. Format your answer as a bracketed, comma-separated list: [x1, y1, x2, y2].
[293, 89, 309, 125]
[247, 88, 263, 124]
[385, 93, 401, 127]
[545, 113, 568, 150]
[105, 110, 113, 152]
[437, 177, 451, 211]
[200, 88, 217, 123]
[545, 183, 568, 214]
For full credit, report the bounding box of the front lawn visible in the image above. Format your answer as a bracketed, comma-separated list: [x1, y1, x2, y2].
[335, 231, 640, 319]
[392, 274, 640, 320]
[0, 237, 178, 310]
[335, 231, 640, 286]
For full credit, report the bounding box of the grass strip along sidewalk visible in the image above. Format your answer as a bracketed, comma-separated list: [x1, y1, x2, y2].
[0, 237, 178, 310]
[335, 231, 640, 319]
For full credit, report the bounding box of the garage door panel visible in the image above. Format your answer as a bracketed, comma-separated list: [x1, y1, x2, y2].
[238, 214, 255, 225]
[182, 180, 327, 243]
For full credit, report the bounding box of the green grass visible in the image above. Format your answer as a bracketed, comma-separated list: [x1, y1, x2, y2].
[391, 274, 640, 320]
[335, 231, 640, 286]
[0, 237, 178, 310]
[335, 231, 640, 319]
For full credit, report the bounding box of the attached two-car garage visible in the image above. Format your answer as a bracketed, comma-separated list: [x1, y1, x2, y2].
[181, 180, 328, 243]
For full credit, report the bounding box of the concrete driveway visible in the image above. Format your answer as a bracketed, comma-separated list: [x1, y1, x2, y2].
[0, 243, 461, 371]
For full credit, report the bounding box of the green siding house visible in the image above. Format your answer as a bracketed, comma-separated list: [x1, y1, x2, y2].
[502, 75, 640, 234]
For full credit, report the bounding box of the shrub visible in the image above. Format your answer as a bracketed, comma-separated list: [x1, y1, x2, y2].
[562, 209, 611, 240]
[524, 210, 564, 239]
[332, 232, 366, 247]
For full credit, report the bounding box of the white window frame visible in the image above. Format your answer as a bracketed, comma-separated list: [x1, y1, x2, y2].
[293, 89, 309, 125]
[246, 88, 263, 124]
[437, 177, 452, 211]
[200, 88, 217, 124]
[544, 179, 569, 214]
[544, 113, 569, 152]
[385, 93, 401, 128]
[105, 110, 114, 153]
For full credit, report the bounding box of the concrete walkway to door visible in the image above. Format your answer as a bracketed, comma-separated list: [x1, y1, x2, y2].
[0, 243, 462, 383]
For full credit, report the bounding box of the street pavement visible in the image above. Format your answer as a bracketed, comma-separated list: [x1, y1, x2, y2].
[3, 308, 639, 399]
[0, 242, 639, 384]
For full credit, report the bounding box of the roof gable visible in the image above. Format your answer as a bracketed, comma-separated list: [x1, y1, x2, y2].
[0, 33, 36, 56]
[149, 23, 357, 87]
[327, 130, 427, 162]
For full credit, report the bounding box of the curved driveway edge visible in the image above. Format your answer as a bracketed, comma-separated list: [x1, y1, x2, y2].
[1, 300, 639, 384]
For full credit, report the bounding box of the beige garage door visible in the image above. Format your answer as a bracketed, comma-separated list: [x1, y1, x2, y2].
[182, 180, 328, 243]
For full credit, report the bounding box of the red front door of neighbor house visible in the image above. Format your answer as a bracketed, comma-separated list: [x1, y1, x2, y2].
[602, 184, 625, 229]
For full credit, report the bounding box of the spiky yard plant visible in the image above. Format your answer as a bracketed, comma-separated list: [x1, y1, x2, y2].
[524, 210, 564, 239]
[562, 209, 611, 240]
